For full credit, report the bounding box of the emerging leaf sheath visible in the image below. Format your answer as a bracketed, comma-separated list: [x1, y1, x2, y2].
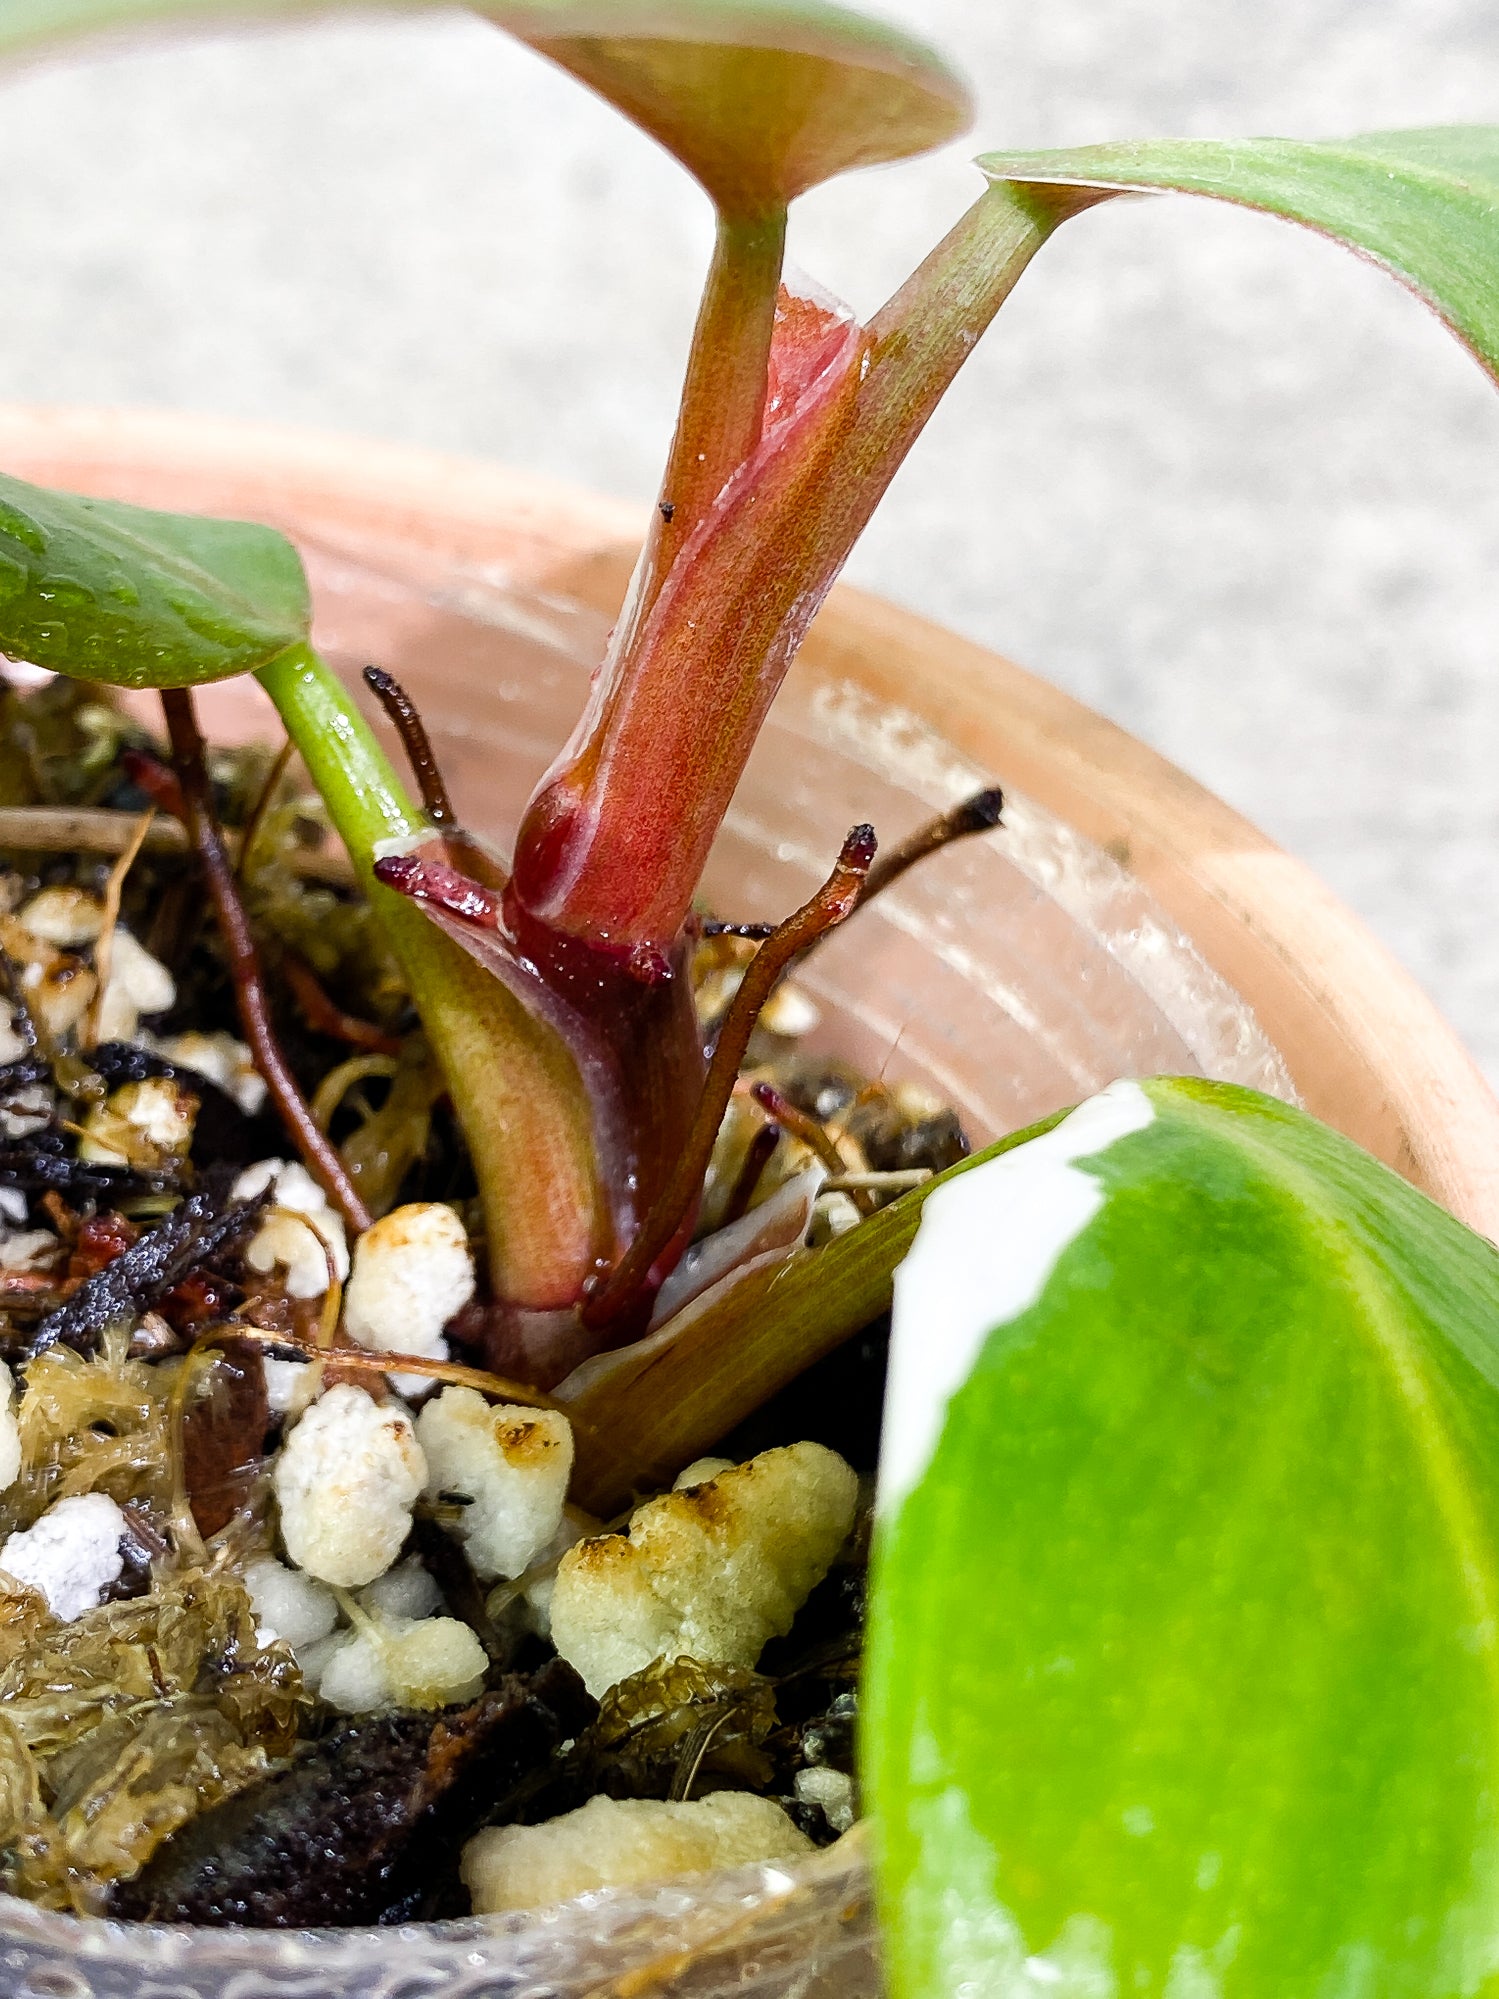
[512, 308, 870, 950]
[517, 199, 788, 940]
[512, 180, 1063, 957]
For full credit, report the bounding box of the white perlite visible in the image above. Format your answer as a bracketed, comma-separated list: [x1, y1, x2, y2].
[0, 1492, 127, 1621]
[235, 1158, 351, 1299]
[462, 1792, 813, 1914]
[316, 1614, 487, 1713]
[0, 1360, 19, 1492]
[673, 1456, 734, 1490]
[0, 1008, 28, 1068]
[359, 1554, 445, 1624]
[272, 1384, 426, 1587]
[344, 1203, 476, 1367]
[879, 1078, 1155, 1516]
[15, 891, 181, 1045]
[77, 1076, 197, 1167]
[17, 887, 103, 948]
[0, 1230, 59, 1273]
[244, 1557, 339, 1652]
[416, 1387, 572, 1583]
[140, 1030, 267, 1114]
[95, 928, 177, 1043]
[263, 1356, 316, 1420]
[550, 1442, 858, 1699]
[1, 1083, 51, 1140]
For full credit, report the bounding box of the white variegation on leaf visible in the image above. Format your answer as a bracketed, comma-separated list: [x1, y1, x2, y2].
[879, 1078, 1153, 1515]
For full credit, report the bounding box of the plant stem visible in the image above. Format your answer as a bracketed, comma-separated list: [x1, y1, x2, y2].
[581, 823, 873, 1335]
[615, 205, 788, 654]
[813, 181, 1099, 552]
[159, 686, 371, 1234]
[254, 644, 424, 859]
[254, 643, 606, 1311]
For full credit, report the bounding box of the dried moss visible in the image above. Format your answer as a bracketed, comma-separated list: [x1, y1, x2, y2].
[0, 1569, 307, 1910]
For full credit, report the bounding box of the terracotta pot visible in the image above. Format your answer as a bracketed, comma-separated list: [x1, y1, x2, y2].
[0, 404, 1494, 1998]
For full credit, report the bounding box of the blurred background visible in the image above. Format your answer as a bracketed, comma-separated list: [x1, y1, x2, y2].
[0, 1, 1496, 1076]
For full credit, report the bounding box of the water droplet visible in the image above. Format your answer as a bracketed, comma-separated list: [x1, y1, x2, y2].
[105, 573, 139, 607]
[0, 554, 25, 607]
[37, 574, 93, 610]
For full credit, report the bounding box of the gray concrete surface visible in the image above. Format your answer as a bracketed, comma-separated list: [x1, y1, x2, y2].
[0, 2, 1496, 1079]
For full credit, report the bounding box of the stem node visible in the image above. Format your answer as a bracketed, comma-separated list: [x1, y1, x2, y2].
[581, 822, 876, 1337]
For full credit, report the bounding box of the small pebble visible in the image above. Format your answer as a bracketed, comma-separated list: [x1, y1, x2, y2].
[794, 1765, 857, 1834]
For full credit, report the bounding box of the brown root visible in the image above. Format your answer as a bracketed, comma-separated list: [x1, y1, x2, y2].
[159, 690, 372, 1236]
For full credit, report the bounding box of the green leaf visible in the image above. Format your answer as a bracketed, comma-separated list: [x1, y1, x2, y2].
[0, 472, 309, 687]
[865, 1075, 1499, 1998]
[978, 128, 1499, 385]
[1, 0, 972, 213]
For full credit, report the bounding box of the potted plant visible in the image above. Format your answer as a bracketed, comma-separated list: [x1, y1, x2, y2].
[0, 3, 1497, 1995]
